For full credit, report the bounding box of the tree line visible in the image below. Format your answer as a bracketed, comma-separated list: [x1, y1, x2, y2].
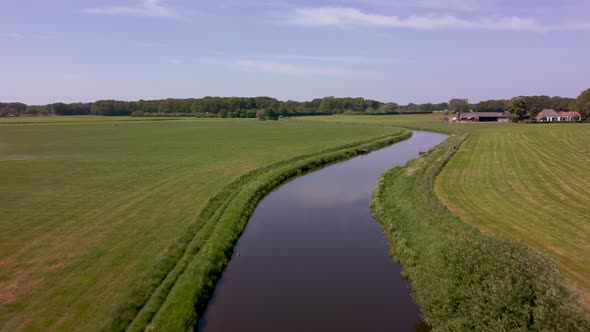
[448, 96, 577, 114]
[0, 97, 446, 118]
[0, 102, 92, 117]
[504, 92, 590, 122]
[2, 90, 588, 119]
[447, 92, 590, 121]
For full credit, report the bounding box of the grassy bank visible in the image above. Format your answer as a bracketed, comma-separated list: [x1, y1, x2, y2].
[134, 130, 413, 331]
[371, 133, 589, 330]
[0, 117, 401, 331]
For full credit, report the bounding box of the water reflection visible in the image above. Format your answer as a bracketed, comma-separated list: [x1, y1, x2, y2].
[199, 131, 448, 332]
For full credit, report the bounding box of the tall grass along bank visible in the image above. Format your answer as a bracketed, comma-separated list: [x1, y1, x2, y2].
[371, 133, 589, 331]
[104, 129, 412, 332]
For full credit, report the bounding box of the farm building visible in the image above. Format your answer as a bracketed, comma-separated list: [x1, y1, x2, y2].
[535, 109, 581, 122]
[455, 112, 509, 122]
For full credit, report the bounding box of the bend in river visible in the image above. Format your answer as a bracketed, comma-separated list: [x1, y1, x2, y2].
[198, 131, 448, 332]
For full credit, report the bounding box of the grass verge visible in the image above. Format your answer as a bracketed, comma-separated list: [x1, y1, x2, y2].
[371, 133, 589, 331]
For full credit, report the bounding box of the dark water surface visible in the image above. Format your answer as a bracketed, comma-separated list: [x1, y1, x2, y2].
[198, 131, 448, 332]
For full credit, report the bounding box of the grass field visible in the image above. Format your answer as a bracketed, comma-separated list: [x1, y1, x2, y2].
[298, 115, 590, 309]
[371, 132, 588, 330]
[2, 114, 588, 330]
[0, 117, 400, 331]
[0, 115, 191, 125]
[435, 124, 590, 307]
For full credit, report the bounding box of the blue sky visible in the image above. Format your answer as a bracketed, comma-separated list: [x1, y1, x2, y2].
[1, 0, 589, 105]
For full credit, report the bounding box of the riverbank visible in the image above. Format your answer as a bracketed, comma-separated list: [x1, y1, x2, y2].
[371, 132, 590, 330]
[198, 131, 447, 332]
[105, 129, 413, 331]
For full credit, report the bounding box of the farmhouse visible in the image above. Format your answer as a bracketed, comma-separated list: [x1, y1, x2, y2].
[535, 109, 581, 122]
[455, 112, 509, 122]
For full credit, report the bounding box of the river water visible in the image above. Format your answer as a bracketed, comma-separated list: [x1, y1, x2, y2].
[198, 131, 448, 332]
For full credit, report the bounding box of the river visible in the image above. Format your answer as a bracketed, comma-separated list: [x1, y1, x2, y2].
[198, 131, 448, 332]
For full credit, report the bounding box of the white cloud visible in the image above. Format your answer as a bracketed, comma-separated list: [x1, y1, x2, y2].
[341, 0, 482, 11]
[207, 50, 379, 64]
[284, 6, 590, 32]
[206, 50, 415, 66]
[403, 0, 481, 11]
[0, 32, 25, 39]
[133, 41, 168, 48]
[198, 58, 377, 77]
[84, 0, 180, 19]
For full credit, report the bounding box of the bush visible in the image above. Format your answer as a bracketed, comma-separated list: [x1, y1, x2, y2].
[256, 109, 267, 121]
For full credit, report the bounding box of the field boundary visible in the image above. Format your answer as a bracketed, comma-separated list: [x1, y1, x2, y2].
[371, 132, 589, 330]
[101, 128, 412, 332]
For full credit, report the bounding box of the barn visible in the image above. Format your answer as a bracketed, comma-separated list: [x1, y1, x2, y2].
[457, 112, 509, 122]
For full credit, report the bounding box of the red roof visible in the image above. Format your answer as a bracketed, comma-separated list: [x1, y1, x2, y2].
[558, 111, 581, 117]
[535, 109, 559, 118]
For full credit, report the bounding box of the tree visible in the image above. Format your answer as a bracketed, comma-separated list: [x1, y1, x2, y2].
[256, 109, 267, 121]
[507, 97, 528, 122]
[449, 99, 469, 113]
[319, 96, 338, 113]
[377, 103, 397, 114]
[574, 88, 590, 120]
[473, 99, 506, 113]
[268, 108, 279, 120]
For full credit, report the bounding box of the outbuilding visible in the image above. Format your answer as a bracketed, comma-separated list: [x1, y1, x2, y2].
[457, 112, 509, 122]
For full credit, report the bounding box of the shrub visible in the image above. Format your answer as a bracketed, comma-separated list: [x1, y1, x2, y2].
[256, 109, 267, 121]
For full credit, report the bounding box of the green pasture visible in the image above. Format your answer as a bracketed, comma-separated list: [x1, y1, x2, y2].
[2, 113, 588, 331]
[0, 117, 399, 331]
[435, 124, 590, 307]
[372, 133, 588, 330]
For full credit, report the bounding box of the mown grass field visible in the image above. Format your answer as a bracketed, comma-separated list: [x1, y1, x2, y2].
[372, 132, 588, 330]
[0, 117, 400, 331]
[435, 124, 590, 307]
[298, 115, 590, 309]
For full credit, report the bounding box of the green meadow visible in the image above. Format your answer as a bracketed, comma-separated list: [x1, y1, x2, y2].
[435, 124, 590, 308]
[0, 117, 400, 331]
[1, 114, 589, 331]
[372, 132, 588, 330]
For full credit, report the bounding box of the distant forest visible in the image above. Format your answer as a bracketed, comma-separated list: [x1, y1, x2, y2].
[0, 95, 578, 118]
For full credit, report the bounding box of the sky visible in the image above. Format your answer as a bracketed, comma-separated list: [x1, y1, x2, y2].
[1, 0, 589, 105]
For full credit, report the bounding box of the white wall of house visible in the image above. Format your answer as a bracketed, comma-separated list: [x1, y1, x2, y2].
[537, 116, 579, 122]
